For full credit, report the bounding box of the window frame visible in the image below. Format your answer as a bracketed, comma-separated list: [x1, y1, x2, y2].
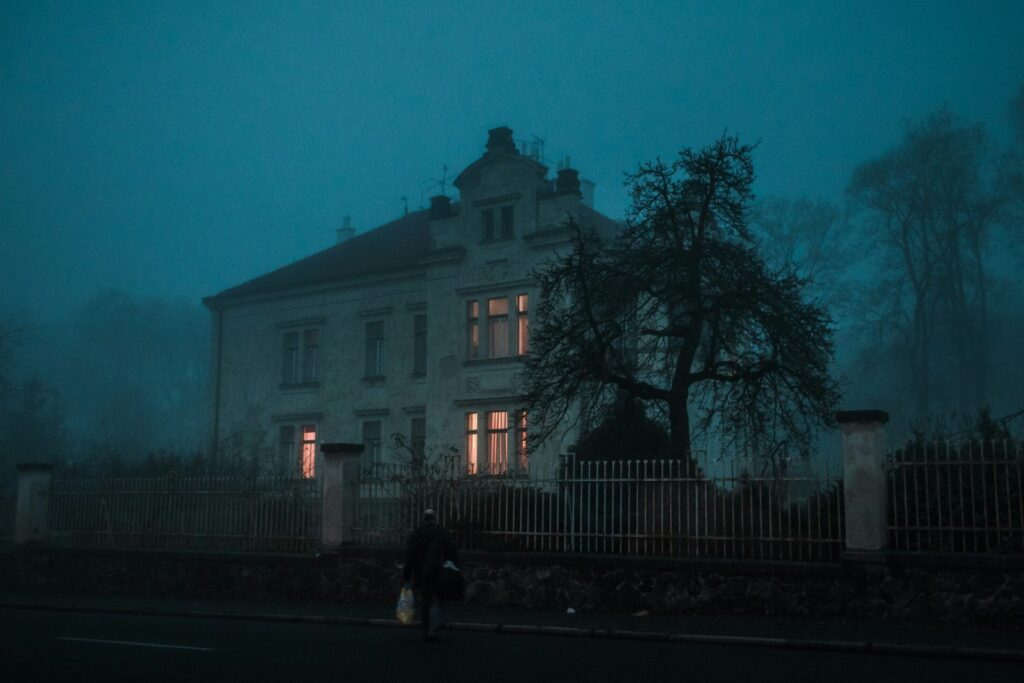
[412, 314, 427, 377]
[364, 320, 387, 380]
[281, 325, 322, 387]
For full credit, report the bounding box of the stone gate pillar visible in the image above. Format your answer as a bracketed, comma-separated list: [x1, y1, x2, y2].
[15, 463, 54, 544]
[836, 410, 889, 555]
[320, 443, 364, 548]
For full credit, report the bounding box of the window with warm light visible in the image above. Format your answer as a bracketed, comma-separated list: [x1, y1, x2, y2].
[516, 294, 529, 355]
[300, 425, 317, 478]
[486, 411, 509, 474]
[488, 297, 509, 358]
[280, 424, 317, 478]
[467, 301, 480, 359]
[465, 413, 479, 474]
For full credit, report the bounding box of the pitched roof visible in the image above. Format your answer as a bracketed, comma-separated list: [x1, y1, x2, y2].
[205, 209, 434, 306]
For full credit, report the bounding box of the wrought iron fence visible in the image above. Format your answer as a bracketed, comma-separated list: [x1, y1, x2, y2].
[354, 455, 844, 561]
[887, 440, 1023, 553]
[47, 476, 322, 553]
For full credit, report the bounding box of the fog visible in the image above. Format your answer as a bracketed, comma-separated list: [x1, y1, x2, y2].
[1, 1, 1022, 475]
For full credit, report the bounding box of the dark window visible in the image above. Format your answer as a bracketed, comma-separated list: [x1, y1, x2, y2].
[302, 329, 319, 382]
[362, 421, 382, 470]
[413, 314, 427, 375]
[365, 321, 385, 378]
[282, 332, 300, 384]
[500, 205, 514, 239]
[482, 209, 495, 241]
[410, 417, 426, 464]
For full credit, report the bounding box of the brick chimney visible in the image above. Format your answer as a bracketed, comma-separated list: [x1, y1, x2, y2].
[485, 126, 517, 156]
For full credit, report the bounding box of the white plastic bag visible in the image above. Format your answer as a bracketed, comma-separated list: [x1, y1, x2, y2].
[396, 585, 416, 626]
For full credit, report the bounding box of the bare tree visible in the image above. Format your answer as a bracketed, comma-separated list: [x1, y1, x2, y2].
[749, 197, 858, 314]
[849, 111, 1004, 417]
[526, 136, 840, 463]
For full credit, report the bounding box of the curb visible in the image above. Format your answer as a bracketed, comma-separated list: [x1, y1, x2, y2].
[2, 601, 1023, 662]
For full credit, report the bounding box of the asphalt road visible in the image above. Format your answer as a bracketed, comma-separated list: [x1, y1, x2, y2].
[2, 606, 1020, 683]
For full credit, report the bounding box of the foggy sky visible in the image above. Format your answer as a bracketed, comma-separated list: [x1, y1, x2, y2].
[2, 0, 1023, 321]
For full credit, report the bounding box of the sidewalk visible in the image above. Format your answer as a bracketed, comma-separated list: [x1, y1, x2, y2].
[2, 587, 1022, 661]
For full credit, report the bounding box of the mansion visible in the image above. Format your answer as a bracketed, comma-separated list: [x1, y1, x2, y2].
[204, 127, 618, 478]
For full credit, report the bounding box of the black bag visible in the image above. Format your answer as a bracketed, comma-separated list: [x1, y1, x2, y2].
[438, 561, 465, 600]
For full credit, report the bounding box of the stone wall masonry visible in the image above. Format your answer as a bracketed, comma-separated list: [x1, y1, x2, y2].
[1, 547, 1021, 627]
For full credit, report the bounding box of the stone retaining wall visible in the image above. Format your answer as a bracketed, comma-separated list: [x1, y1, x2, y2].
[1, 547, 1021, 626]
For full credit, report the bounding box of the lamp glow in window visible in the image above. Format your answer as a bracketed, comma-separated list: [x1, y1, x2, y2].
[465, 413, 479, 474]
[486, 411, 509, 474]
[300, 425, 316, 478]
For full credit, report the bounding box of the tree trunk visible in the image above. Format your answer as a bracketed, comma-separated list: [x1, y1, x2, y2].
[668, 396, 695, 474]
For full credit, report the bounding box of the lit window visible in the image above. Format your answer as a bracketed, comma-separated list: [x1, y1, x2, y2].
[516, 294, 529, 355]
[300, 425, 316, 478]
[365, 321, 386, 378]
[466, 413, 479, 475]
[362, 421, 382, 470]
[516, 410, 528, 472]
[413, 314, 427, 376]
[467, 301, 480, 359]
[488, 297, 509, 358]
[486, 411, 509, 475]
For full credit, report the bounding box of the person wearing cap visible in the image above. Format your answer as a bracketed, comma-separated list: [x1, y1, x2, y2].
[402, 508, 460, 640]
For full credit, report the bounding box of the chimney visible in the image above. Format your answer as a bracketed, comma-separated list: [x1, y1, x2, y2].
[429, 195, 454, 220]
[485, 126, 517, 156]
[555, 168, 582, 197]
[336, 215, 355, 244]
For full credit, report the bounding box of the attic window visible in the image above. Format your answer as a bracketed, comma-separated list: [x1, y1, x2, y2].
[482, 205, 514, 242]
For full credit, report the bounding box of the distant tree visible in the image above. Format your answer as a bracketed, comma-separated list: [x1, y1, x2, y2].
[848, 110, 1006, 418]
[749, 197, 858, 314]
[0, 377, 71, 474]
[526, 136, 841, 463]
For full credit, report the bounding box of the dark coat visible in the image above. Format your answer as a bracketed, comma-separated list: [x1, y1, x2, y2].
[402, 521, 459, 589]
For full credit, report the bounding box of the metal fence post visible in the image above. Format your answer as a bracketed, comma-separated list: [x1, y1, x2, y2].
[836, 410, 889, 555]
[14, 463, 54, 545]
[320, 443, 364, 548]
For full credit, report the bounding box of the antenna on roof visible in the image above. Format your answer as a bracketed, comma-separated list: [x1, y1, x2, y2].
[418, 163, 452, 209]
[401, 196, 408, 216]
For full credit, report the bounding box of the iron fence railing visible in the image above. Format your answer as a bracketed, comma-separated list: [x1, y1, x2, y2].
[47, 476, 322, 553]
[887, 440, 1023, 553]
[354, 455, 844, 561]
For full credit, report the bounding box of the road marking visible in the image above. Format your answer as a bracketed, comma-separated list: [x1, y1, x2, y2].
[57, 637, 214, 652]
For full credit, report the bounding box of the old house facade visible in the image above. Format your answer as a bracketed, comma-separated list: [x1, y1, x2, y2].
[204, 127, 618, 478]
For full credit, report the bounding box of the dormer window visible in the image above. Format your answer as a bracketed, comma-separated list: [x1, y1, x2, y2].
[482, 205, 514, 242]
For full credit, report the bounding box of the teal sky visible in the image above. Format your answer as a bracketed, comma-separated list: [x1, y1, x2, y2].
[2, 1, 1022, 319]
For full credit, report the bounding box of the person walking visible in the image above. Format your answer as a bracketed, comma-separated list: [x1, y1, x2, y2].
[402, 508, 459, 640]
